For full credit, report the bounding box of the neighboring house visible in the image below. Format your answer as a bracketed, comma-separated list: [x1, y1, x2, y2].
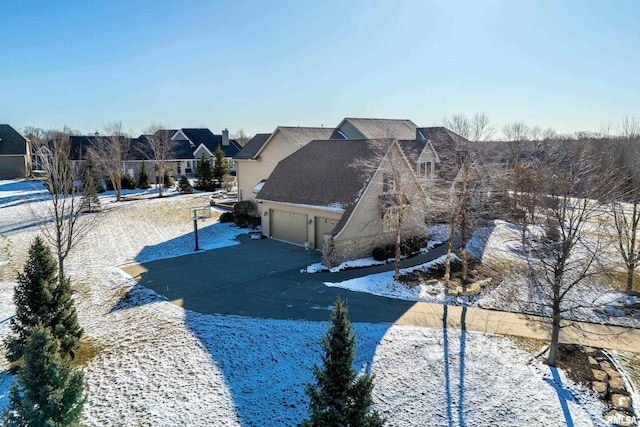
[172, 128, 241, 175]
[62, 128, 238, 184]
[233, 126, 336, 206]
[131, 130, 193, 183]
[255, 138, 427, 266]
[331, 117, 418, 140]
[0, 125, 31, 179]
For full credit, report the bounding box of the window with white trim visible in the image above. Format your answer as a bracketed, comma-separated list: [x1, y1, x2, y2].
[383, 207, 399, 231]
[383, 172, 396, 193]
[417, 161, 432, 180]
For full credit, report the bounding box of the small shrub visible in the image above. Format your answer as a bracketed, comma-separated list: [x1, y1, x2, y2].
[176, 175, 193, 194]
[121, 173, 137, 190]
[385, 244, 397, 259]
[402, 235, 428, 256]
[163, 171, 175, 188]
[219, 212, 234, 223]
[372, 247, 387, 261]
[234, 200, 256, 217]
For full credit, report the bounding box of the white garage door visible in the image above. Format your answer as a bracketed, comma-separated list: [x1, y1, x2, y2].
[314, 217, 338, 249]
[270, 209, 308, 246]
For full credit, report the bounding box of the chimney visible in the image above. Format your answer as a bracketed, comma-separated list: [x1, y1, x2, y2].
[222, 128, 229, 146]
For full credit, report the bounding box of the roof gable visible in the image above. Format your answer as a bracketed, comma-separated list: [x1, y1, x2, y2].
[415, 127, 474, 180]
[0, 125, 28, 156]
[234, 133, 272, 160]
[178, 128, 241, 158]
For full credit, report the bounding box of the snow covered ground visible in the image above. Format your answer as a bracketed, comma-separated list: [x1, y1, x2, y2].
[0, 180, 626, 425]
[322, 220, 640, 329]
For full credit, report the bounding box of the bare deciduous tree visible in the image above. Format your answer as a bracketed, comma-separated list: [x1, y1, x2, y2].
[608, 116, 640, 294]
[32, 132, 97, 278]
[232, 129, 251, 147]
[439, 113, 492, 285]
[528, 146, 607, 367]
[352, 137, 427, 281]
[142, 124, 176, 197]
[502, 121, 530, 163]
[89, 122, 130, 202]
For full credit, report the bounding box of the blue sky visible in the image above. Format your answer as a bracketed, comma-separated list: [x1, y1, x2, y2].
[1, 0, 638, 138]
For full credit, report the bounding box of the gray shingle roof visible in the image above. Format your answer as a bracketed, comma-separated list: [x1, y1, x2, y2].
[0, 125, 28, 155]
[332, 118, 418, 140]
[179, 128, 242, 158]
[256, 138, 391, 209]
[415, 127, 473, 181]
[234, 133, 272, 160]
[277, 127, 336, 149]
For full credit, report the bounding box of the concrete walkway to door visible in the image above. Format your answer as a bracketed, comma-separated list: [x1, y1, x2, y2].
[121, 235, 640, 353]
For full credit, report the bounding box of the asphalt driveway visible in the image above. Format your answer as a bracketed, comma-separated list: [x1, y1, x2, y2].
[121, 235, 422, 322]
[120, 237, 640, 352]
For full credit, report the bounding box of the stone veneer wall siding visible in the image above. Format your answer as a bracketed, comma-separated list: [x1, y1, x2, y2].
[322, 226, 424, 268]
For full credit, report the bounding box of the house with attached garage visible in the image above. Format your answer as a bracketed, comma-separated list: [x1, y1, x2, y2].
[234, 118, 420, 209]
[0, 125, 31, 179]
[255, 138, 429, 266]
[233, 126, 336, 205]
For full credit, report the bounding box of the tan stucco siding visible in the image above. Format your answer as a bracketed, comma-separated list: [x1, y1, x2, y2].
[0, 156, 28, 178]
[236, 132, 298, 205]
[335, 146, 427, 243]
[259, 201, 343, 249]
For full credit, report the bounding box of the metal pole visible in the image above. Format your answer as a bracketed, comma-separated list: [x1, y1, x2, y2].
[194, 219, 199, 251]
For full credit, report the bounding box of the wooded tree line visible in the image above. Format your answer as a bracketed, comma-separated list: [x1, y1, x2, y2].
[428, 114, 640, 367]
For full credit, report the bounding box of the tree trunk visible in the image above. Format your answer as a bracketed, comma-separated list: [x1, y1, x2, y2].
[548, 289, 562, 367]
[58, 253, 65, 281]
[444, 221, 456, 283]
[628, 203, 638, 294]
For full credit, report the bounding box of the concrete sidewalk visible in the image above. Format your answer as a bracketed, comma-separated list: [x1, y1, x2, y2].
[395, 302, 640, 353]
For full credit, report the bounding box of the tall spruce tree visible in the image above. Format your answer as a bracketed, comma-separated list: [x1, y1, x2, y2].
[6, 237, 83, 365]
[212, 145, 229, 190]
[302, 297, 384, 427]
[80, 167, 101, 213]
[138, 161, 151, 189]
[3, 322, 85, 427]
[194, 154, 215, 191]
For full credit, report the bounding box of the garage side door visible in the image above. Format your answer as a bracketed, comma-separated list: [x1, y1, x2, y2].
[270, 209, 308, 246]
[314, 217, 338, 249]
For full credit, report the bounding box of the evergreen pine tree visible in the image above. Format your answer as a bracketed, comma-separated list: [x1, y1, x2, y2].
[138, 162, 151, 189]
[80, 167, 101, 213]
[163, 170, 175, 188]
[194, 154, 215, 191]
[302, 297, 384, 427]
[212, 145, 229, 190]
[3, 322, 85, 427]
[177, 175, 193, 194]
[6, 237, 83, 366]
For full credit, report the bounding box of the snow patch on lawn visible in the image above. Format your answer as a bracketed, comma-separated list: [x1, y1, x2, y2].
[324, 255, 474, 305]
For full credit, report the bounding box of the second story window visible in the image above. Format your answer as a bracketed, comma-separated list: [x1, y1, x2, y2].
[383, 172, 396, 193]
[417, 161, 432, 180]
